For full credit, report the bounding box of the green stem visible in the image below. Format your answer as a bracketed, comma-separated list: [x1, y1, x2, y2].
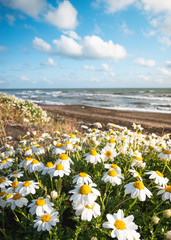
[74, 221, 85, 240]
[50, 176, 53, 191]
[151, 216, 164, 240]
[125, 197, 137, 215]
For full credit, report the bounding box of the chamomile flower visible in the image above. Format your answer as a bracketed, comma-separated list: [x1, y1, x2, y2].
[8, 170, 24, 179]
[48, 163, 71, 178]
[84, 149, 101, 164]
[129, 169, 142, 181]
[41, 162, 54, 175]
[102, 169, 124, 186]
[104, 163, 122, 175]
[73, 172, 93, 185]
[55, 153, 73, 168]
[26, 159, 44, 172]
[124, 180, 152, 201]
[158, 149, 171, 161]
[0, 157, 14, 170]
[0, 189, 7, 208]
[131, 155, 146, 168]
[63, 141, 73, 151]
[28, 197, 54, 216]
[33, 210, 59, 231]
[69, 183, 101, 206]
[157, 185, 171, 202]
[102, 209, 140, 240]
[7, 192, 28, 210]
[101, 146, 117, 162]
[51, 142, 65, 155]
[7, 180, 20, 193]
[32, 145, 45, 155]
[93, 122, 102, 128]
[74, 202, 101, 221]
[24, 147, 33, 156]
[16, 180, 39, 196]
[4, 147, 15, 157]
[0, 176, 12, 188]
[145, 170, 168, 187]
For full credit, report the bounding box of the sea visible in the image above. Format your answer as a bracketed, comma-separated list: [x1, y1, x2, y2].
[0, 88, 171, 114]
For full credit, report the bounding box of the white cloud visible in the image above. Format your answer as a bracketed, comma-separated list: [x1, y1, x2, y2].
[121, 22, 134, 35]
[20, 75, 29, 81]
[41, 57, 58, 67]
[165, 61, 171, 67]
[45, 0, 78, 29]
[32, 37, 52, 53]
[53, 35, 82, 57]
[82, 35, 127, 60]
[62, 30, 81, 40]
[135, 57, 156, 67]
[6, 14, 15, 25]
[83, 65, 96, 71]
[141, 0, 171, 14]
[93, 0, 136, 13]
[102, 63, 113, 71]
[158, 36, 171, 47]
[158, 67, 171, 76]
[34, 35, 127, 60]
[0, 46, 7, 51]
[0, 0, 46, 18]
[142, 30, 157, 37]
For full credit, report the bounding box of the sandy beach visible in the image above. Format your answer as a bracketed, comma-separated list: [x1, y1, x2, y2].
[42, 104, 171, 135]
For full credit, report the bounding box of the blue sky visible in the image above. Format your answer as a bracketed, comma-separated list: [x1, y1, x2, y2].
[0, 0, 171, 88]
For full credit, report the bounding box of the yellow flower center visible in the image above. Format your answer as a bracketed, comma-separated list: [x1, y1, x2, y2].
[6, 193, 12, 200]
[12, 180, 19, 188]
[41, 214, 51, 222]
[46, 162, 54, 168]
[79, 172, 88, 178]
[133, 152, 138, 155]
[109, 138, 115, 143]
[114, 219, 126, 230]
[56, 142, 62, 148]
[108, 169, 117, 177]
[36, 198, 46, 206]
[6, 148, 11, 151]
[23, 181, 31, 187]
[163, 150, 171, 154]
[105, 151, 112, 157]
[56, 164, 64, 170]
[13, 171, 18, 175]
[13, 193, 21, 200]
[135, 171, 141, 177]
[90, 149, 97, 156]
[155, 170, 163, 177]
[79, 184, 91, 195]
[149, 146, 154, 150]
[60, 154, 68, 160]
[0, 177, 5, 183]
[25, 147, 31, 150]
[135, 156, 143, 161]
[133, 180, 144, 190]
[26, 157, 32, 161]
[85, 203, 95, 209]
[0, 191, 6, 197]
[111, 164, 118, 169]
[105, 134, 109, 137]
[66, 142, 72, 145]
[31, 159, 39, 165]
[165, 186, 171, 193]
[138, 132, 142, 135]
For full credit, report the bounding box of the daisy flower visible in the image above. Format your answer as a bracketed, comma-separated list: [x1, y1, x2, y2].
[16, 180, 39, 196]
[158, 149, 171, 161]
[129, 169, 142, 181]
[0, 176, 12, 188]
[8, 170, 24, 179]
[24, 147, 33, 156]
[104, 163, 122, 175]
[124, 180, 152, 201]
[7, 180, 20, 193]
[84, 149, 101, 164]
[19, 157, 34, 168]
[106, 138, 116, 148]
[73, 172, 93, 185]
[7, 192, 28, 210]
[101, 146, 117, 162]
[33, 210, 59, 232]
[51, 142, 65, 155]
[48, 163, 71, 178]
[74, 202, 101, 221]
[32, 145, 45, 155]
[4, 147, 15, 157]
[132, 123, 143, 131]
[41, 162, 54, 175]
[0, 157, 14, 170]
[69, 183, 101, 206]
[102, 209, 140, 240]
[28, 197, 54, 216]
[131, 155, 146, 168]
[93, 122, 102, 128]
[63, 141, 73, 151]
[55, 153, 73, 168]
[102, 169, 124, 186]
[145, 170, 168, 187]
[27, 159, 44, 172]
[157, 185, 171, 202]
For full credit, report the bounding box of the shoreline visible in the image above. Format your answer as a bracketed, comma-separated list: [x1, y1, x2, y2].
[41, 104, 171, 135]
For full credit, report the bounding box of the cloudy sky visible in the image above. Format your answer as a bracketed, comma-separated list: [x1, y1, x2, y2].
[0, 0, 171, 88]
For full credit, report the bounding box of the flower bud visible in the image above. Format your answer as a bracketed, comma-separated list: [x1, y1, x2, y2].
[46, 195, 51, 200]
[163, 209, 171, 218]
[50, 190, 58, 199]
[152, 216, 160, 224]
